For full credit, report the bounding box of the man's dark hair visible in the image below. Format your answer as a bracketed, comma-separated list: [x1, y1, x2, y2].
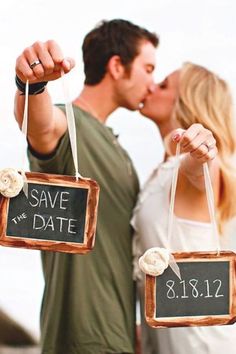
[82, 19, 159, 85]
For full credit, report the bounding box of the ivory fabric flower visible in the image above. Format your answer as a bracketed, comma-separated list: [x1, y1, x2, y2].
[0, 168, 24, 198]
[139, 247, 170, 276]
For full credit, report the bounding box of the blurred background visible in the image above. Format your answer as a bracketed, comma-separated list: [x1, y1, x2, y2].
[0, 0, 235, 349]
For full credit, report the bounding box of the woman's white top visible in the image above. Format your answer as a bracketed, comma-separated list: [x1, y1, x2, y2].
[131, 156, 236, 354]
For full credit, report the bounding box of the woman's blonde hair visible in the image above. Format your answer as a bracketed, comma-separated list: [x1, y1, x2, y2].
[174, 62, 236, 233]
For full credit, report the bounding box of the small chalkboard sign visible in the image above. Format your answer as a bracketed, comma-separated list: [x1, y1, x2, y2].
[145, 251, 236, 327]
[0, 172, 99, 253]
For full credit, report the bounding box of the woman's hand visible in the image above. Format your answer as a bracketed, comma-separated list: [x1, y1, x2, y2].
[165, 123, 219, 191]
[171, 123, 217, 162]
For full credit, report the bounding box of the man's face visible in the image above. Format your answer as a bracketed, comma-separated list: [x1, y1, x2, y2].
[115, 41, 156, 110]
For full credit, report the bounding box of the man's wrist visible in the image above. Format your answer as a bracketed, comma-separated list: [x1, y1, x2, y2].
[15, 75, 48, 95]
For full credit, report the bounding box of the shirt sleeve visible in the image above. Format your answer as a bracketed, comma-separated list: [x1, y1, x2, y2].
[27, 130, 71, 175]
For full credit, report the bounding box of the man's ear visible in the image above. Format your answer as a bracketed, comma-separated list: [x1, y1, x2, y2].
[107, 55, 125, 80]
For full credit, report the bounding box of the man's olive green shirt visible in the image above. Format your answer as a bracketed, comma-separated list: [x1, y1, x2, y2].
[28, 106, 139, 354]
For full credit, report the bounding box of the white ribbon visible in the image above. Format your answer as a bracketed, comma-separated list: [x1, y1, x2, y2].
[61, 70, 82, 180]
[167, 143, 181, 248]
[139, 144, 220, 280]
[167, 143, 220, 268]
[20, 71, 82, 196]
[203, 162, 220, 254]
[20, 80, 29, 197]
[0, 81, 29, 198]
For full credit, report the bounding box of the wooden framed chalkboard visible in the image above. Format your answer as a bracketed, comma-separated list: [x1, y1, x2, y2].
[0, 172, 99, 254]
[145, 251, 236, 327]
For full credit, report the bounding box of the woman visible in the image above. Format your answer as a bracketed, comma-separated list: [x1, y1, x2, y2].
[132, 62, 236, 354]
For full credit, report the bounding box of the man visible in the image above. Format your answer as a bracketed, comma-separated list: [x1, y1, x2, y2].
[14, 19, 158, 354]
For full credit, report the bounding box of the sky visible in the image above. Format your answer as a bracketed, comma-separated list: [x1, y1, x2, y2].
[0, 0, 235, 339]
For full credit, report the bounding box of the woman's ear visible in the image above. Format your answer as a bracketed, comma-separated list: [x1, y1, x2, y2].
[107, 55, 125, 80]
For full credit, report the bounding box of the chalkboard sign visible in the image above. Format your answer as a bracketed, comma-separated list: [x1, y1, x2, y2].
[145, 251, 236, 327]
[0, 172, 99, 253]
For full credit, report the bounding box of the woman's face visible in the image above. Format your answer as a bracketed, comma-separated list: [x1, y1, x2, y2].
[140, 70, 180, 124]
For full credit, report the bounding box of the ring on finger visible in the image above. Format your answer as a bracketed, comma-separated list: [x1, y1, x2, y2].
[29, 59, 41, 69]
[202, 141, 215, 151]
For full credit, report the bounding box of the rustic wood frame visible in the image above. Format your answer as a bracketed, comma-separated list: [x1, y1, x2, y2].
[145, 251, 236, 328]
[0, 172, 99, 254]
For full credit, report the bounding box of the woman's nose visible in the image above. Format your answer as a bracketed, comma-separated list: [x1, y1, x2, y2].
[148, 83, 156, 93]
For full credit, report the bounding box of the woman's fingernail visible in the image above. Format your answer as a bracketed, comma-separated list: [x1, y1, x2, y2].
[172, 133, 180, 141]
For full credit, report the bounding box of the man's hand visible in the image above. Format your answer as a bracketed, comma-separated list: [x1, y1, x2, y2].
[14, 40, 72, 155]
[15, 40, 75, 83]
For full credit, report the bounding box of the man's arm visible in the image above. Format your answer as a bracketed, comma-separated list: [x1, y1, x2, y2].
[14, 40, 75, 155]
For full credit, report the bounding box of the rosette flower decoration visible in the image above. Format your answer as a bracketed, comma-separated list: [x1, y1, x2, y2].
[139, 247, 170, 277]
[0, 168, 24, 198]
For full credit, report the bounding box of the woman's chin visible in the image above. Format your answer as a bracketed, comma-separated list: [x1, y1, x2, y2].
[139, 106, 148, 116]
[139, 106, 153, 119]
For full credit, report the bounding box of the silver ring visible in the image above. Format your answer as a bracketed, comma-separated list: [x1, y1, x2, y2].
[29, 59, 41, 69]
[202, 141, 214, 151]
